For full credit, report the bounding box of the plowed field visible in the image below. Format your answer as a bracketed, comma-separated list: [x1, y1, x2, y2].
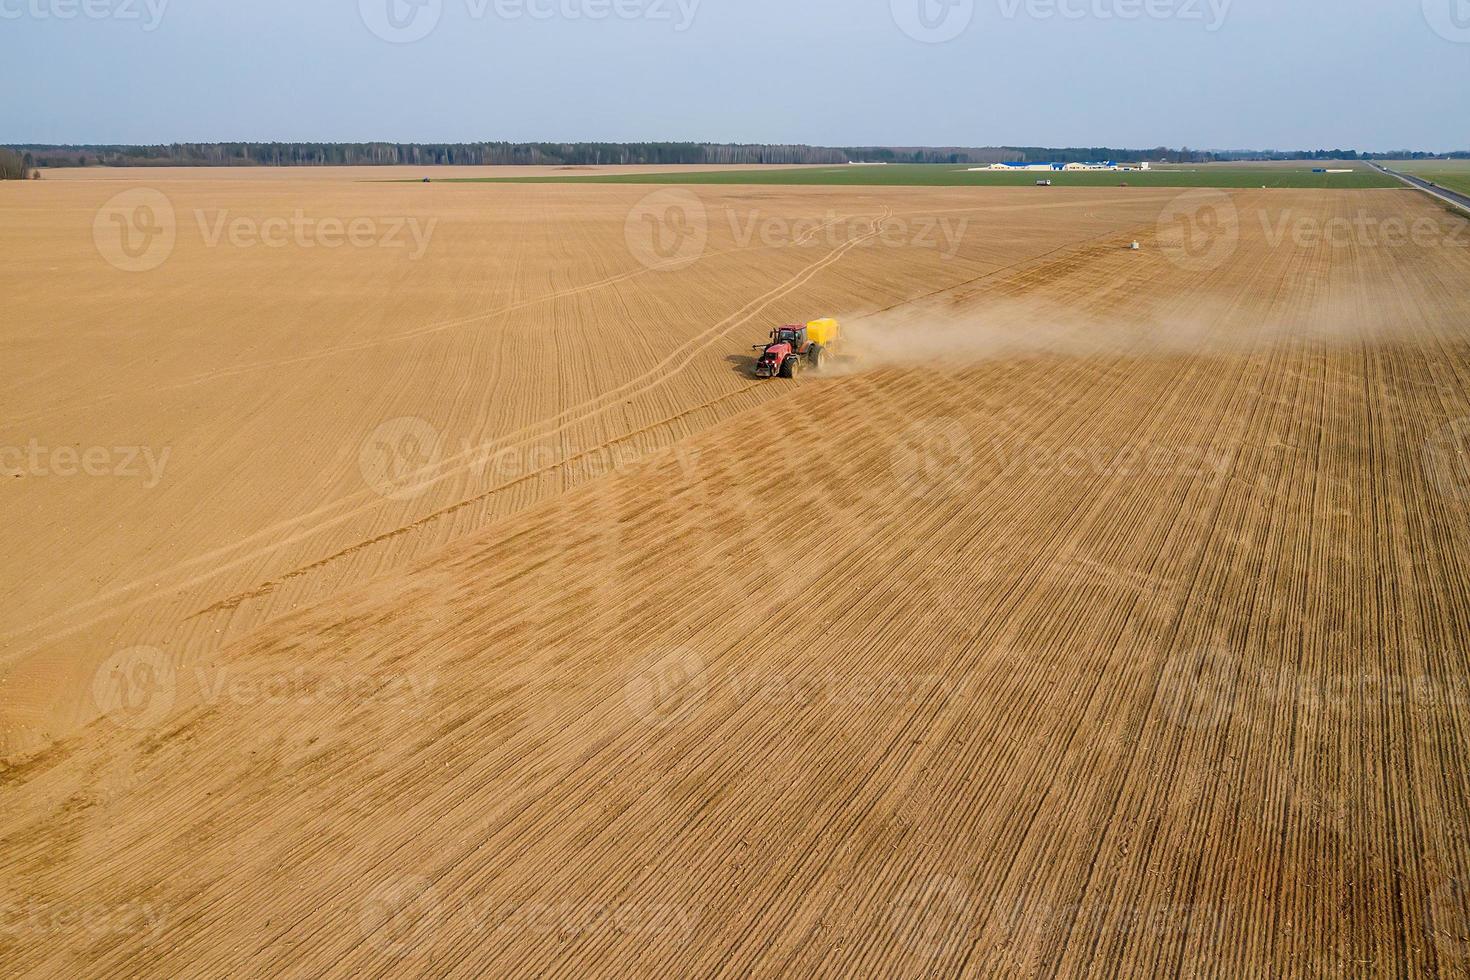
[3, 170, 1469, 977]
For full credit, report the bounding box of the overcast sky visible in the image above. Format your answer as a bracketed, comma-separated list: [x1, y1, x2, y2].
[3, 0, 1467, 150]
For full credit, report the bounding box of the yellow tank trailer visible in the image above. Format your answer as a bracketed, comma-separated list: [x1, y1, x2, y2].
[805, 318, 841, 347]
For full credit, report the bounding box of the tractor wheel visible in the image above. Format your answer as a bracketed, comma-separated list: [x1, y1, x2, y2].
[780, 355, 799, 379]
[809, 344, 826, 372]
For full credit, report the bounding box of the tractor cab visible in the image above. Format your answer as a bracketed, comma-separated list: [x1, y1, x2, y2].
[773, 325, 807, 349]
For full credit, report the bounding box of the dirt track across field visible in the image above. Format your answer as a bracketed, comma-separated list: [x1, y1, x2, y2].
[3, 170, 1470, 977]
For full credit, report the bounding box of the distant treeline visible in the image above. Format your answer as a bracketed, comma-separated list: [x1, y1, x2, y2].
[6, 142, 1467, 169]
[1213, 149, 1470, 161]
[0, 142, 1247, 168]
[0, 148, 37, 179]
[15, 142, 852, 168]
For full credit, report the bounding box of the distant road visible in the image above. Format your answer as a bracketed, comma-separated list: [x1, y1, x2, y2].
[1370, 162, 1470, 213]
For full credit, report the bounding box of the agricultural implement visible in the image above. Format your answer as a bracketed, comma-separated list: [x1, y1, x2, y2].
[753, 318, 840, 379]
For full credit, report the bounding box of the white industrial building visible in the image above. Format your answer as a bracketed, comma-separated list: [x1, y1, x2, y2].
[972, 160, 1150, 172]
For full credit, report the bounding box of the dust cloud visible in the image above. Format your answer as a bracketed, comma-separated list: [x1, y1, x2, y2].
[830, 289, 1416, 376]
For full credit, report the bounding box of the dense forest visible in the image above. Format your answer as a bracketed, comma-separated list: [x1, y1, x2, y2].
[6, 142, 1466, 170]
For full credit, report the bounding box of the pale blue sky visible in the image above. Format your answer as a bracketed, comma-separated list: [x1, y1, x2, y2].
[3, 0, 1467, 150]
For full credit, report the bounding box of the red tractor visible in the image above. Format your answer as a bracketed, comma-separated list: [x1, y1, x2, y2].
[753, 318, 839, 379]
